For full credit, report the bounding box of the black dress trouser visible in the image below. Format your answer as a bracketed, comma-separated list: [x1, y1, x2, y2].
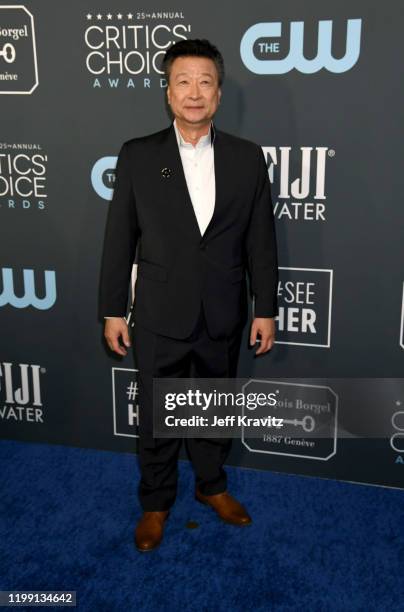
[131, 303, 243, 511]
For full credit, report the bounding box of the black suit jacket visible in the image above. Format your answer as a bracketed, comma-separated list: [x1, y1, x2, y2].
[99, 121, 278, 340]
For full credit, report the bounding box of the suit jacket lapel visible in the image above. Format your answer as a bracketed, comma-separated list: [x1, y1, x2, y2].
[157, 121, 228, 244]
[203, 120, 227, 243]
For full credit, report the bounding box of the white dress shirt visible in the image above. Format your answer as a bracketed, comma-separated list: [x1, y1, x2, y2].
[173, 118, 216, 236]
[105, 120, 216, 319]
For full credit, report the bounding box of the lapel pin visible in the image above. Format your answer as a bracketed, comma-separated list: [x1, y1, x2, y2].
[161, 167, 173, 178]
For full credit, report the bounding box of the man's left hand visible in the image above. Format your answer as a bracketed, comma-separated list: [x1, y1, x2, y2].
[250, 317, 276, 355]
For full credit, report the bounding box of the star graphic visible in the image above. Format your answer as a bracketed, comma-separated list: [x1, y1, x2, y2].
[117, 13, 123, 19]
[96, 13, 102, 20]
[86, 14, 92, 20]
[128, 13, 133, 19]
[107, 13, 112, 20]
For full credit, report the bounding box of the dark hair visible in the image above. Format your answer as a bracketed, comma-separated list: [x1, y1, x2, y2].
[161, 38, 225, 87]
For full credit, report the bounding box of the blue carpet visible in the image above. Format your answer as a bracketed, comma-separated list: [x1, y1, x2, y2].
[0, 440, 403, 611]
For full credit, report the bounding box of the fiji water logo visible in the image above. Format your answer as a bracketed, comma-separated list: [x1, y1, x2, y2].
[240, 19, 362, 74]
[0, 267, 56, 309]
[0, 362, 43, 406]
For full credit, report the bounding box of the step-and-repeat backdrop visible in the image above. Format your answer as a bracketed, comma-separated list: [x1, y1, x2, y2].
[1, 1, 403, 489]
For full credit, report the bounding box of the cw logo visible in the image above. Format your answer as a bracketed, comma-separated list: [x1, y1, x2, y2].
[91, 156, 117, 200]
[240, 19, 362, 74]
[0, 268, 56, 309]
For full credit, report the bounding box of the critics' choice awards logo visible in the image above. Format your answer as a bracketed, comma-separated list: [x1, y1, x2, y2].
[0, 147, 48, 210]
[241, 18, 362, 74]
[0, 267, 56, 310]
[262, 145, 333, 222]
[0, 362, 45, 424]
[112, 367, 139, 438]
[0, 5, 38, 94]
[84, 11, 191, 89]
[276, 267, 333, 348]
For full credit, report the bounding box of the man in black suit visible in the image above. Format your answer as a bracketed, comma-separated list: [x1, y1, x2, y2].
[99, 39, 278, 551]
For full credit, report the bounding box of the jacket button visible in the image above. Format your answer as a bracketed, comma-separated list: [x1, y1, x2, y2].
[200, 244, 206, 250]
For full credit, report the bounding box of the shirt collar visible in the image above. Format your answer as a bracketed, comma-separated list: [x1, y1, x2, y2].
[173, 118, 215, 149]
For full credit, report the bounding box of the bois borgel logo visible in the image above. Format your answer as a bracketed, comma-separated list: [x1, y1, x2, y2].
[240, 18, 362, 74]
[0, 267, 56, 310]
[0, 5, 39, 93]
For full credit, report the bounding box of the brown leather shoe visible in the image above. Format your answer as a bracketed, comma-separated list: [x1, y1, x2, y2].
[195, 489, 252, 526]
[134, 510, 169, 552]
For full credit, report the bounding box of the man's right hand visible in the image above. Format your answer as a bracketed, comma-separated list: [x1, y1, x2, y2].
[104, 317, 131, 356]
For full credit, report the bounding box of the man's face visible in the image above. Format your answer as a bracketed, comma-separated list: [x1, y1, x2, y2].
[166, 55, 221, 126]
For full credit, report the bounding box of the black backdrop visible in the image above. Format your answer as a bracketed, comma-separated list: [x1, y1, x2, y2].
[1, 1, 403, 489]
